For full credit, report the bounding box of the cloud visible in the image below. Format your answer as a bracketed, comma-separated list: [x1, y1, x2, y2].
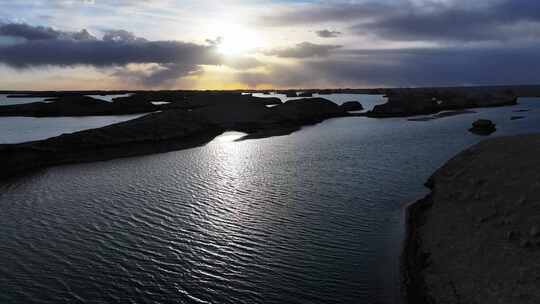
[263, 42, 342, 58]
[316, 30, 342, 38]
[0, 22, 96, 41]
[0, 38, 219, 68]
[112, 63, 202, 87]
[102, 29, 146, 42]
[261, 0, 540, 44]
[0, 23, 228, 85]
[352, 0, 540, 43]
[238, 43, 540, 88]
[259, 2, 391, 26]
[0, 23, 60, 40]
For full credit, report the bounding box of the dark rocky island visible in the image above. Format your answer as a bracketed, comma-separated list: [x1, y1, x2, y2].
[402, 134, 540, 303]
[367, 89, 518, 118]
[0, 95, 158, 117]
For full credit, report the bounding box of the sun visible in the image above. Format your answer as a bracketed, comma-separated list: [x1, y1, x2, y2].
[215, 24, 264, 56]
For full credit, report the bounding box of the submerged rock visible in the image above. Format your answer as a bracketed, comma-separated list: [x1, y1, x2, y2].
[469, 119, 496, 135]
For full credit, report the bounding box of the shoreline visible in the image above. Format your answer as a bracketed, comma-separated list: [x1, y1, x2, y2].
[400, 194, 434, 304]
[401, 134, 540, 303]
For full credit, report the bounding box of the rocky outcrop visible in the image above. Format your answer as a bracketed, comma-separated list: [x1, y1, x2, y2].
[0, 97, 349, 179]
[273, 98, 345, 122]
[402, 134, 540, 303]
[247, 96, 282, 106]
[340, 101, 364, 112]
[368, 91, 517, 118]
[469, 119, 496, 135]
[0, 92, 286, 117]
[0, 95, 158, 117]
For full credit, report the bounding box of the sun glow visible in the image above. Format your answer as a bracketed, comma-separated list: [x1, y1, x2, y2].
[215, 24, 265, 55]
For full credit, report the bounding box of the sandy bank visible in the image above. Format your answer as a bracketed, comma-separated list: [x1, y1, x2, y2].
[402, 134, 540, 303]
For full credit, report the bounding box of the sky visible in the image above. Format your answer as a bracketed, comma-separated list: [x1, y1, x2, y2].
[0, 0, 540, 90]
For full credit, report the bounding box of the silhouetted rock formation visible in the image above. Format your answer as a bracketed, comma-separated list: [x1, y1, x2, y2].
[469, 119, 496, 135]
[402, 134, 540, 304]
[248, 96, 282, 106]
[367, 91, 517, 118]
[0, 95, 158, 117]
[0, 92, 286, 117]
[340, 101, 363, 111]
[0, 97, 348, 179]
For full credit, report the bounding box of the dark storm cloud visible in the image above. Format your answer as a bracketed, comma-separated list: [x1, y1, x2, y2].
[0, 38, 219, 68]
[239, 44, 540, 87]
[315, 30, 342, 38]
[0, 23, 241, 84]
[0, 23, 218, 68]
[261, 2, 390, 26]
[353, 0, 540, 42]
[263, 0, 540, 43]
[263, 42, 342, 58]
[0, 22, 97, 41]
[0, 23, 62, 40]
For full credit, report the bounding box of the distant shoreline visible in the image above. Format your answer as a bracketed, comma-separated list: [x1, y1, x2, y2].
[1, 83, 540, 95]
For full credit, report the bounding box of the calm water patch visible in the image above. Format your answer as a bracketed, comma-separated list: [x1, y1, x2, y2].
[151, 101, 171, 105]
[0, 98, 539, 303]
[0, 114, 146, 144]
[86, 94, 132, 102]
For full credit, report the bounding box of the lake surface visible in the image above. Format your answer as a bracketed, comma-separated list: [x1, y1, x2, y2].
[0, 114, 146, 144]
[1, 98, 539, 303]
[86, 94, 132, 102]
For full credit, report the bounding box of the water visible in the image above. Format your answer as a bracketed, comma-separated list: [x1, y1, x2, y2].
[0, 98, 539, 303]
[0, 94, 48, 106]
[0, 114, 146, 144]
[151, 101, 171, 105]
[86, 94, 132, 102]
